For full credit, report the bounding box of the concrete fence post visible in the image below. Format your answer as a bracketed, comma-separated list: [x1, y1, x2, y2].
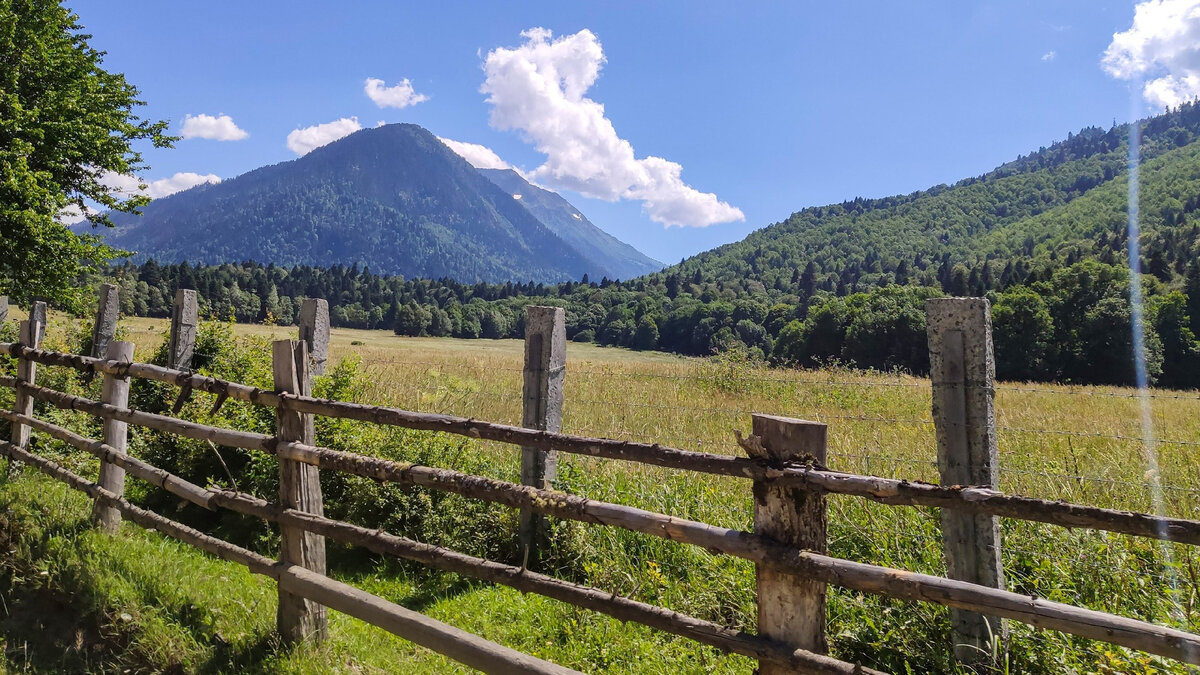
[751, 414, 828, 671]
[273, 339, 328, 644]
[92, 340, 134, 532]
[926, 297, 1005, 666]
[519, 306, 566, 568]
[168, 289, 198, 370]
[298, 298, 330, 376]
[29, 301, 46, 346]
[91, 283, 120, 359]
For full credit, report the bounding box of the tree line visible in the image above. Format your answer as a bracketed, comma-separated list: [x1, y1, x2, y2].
[107, 256, 1200, 388]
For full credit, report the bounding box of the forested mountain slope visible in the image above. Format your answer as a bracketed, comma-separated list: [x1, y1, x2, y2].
[99, 124, 619, 284]
[479, 168, 663, 279]
[673, 102, 1200, 298]
[108, 104, 1200, 387]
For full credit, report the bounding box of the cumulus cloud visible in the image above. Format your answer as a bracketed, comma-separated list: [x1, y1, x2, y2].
[438, 137, 512, 169]
[364, 77, 429, 109]
[480, 28, 744, 228]
[58, 172, 221, 224]
[102, 171, 222, 199]
[1041, 50, 1057, 62]
[180, 113, 248, 141]
[286, 117, 362, 155]
[1102, 0, 1200, 108]
[56, 203, 95, 225]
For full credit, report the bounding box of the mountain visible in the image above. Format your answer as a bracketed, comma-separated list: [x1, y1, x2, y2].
[98, 124, 654, 284]
[110, 104, 1200, 386]
[666, 102, 1200, 298]
[478, 168, 662, 279]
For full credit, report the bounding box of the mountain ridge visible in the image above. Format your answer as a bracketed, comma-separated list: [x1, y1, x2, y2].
[97, 123, 657, 284]
[478, 168, 663, 279]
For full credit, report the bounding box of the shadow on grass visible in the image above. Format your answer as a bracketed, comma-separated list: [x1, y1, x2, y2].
[0, 469, 500, 674]
[0, 471, 293, 674]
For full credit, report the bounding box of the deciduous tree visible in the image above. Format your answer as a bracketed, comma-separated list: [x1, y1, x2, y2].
[0, 0, 172, 308]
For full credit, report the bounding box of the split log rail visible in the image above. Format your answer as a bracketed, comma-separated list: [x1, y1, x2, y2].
[0, 292, 1198, 673]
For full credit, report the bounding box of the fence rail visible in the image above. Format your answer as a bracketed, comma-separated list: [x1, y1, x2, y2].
[1, 291, 1199, 673]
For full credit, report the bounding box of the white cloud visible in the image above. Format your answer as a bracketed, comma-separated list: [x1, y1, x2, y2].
[480, 28, 744, 228]
[58, 172, 220, 223]
[286, 117, 362, 155]
[180, 113, 248, 141]
[56, 203, 95, 225]
[1102, 0, 1200, 108]
[437, 137, 512, 170]
[102, 171, 222, 199]
[364, 77, 429, 109]
[1041, 50, 1057, 61]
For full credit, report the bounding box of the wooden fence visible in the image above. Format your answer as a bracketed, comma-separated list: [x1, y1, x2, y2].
[0, 290, 1199, 673]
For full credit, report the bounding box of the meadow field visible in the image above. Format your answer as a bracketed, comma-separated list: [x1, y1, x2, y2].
[1, 311, 1198, 673]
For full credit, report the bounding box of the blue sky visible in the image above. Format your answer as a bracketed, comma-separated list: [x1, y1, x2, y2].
[72, 1, 1197, 265]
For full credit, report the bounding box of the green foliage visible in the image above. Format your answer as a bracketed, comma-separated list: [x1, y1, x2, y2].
[4, 321, 1199, 672]
[771, 286, 938, 374]
[393, 301, 432, 336]
[1150, 291, 1200, 389]
[103, 102, 1200, 387]
[0, 0, 172, 310]
[992, 287, 1055, 381]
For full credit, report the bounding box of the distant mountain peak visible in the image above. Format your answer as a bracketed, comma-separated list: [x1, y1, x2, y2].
[93, 122, 661, 283]
[478, 168, 663, 279]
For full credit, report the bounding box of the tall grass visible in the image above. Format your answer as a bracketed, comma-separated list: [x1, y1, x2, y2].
[0, 314, 1197, 673]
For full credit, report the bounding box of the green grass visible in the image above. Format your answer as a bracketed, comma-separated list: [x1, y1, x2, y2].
[0, 473, 750, 674]
[2, 312, 1199, 673]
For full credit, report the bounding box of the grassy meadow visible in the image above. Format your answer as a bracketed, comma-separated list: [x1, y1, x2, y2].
[1, 310, 1198, 673]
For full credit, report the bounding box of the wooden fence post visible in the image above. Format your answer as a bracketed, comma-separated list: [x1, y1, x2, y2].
[8, 311, 45, 474]
[519, 306, 566, 568]
[91, 283, 120, 359]
[0, 296, 7, 327]
[298, 298, 330, 376]
[751, 414, 828, 672]
[92, 340, 134, 532]
[168, 289, 198, 370]
[925, 298, 1005, 666]
[273, 339, 327, 643]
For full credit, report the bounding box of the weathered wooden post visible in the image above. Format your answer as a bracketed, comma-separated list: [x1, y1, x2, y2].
[168, 289, 198, 370]
[926, 298, 1004, 666]
[298, 298, 330, 376]
[92, 340, 134, 532]
[8, 310, 45, 474]
[519, 306, 566, 567]
[751, 414, 828, 671]
[91, 283, 120, 359]
[272, 339, 327, 643]
[0, 296, 8, 327]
